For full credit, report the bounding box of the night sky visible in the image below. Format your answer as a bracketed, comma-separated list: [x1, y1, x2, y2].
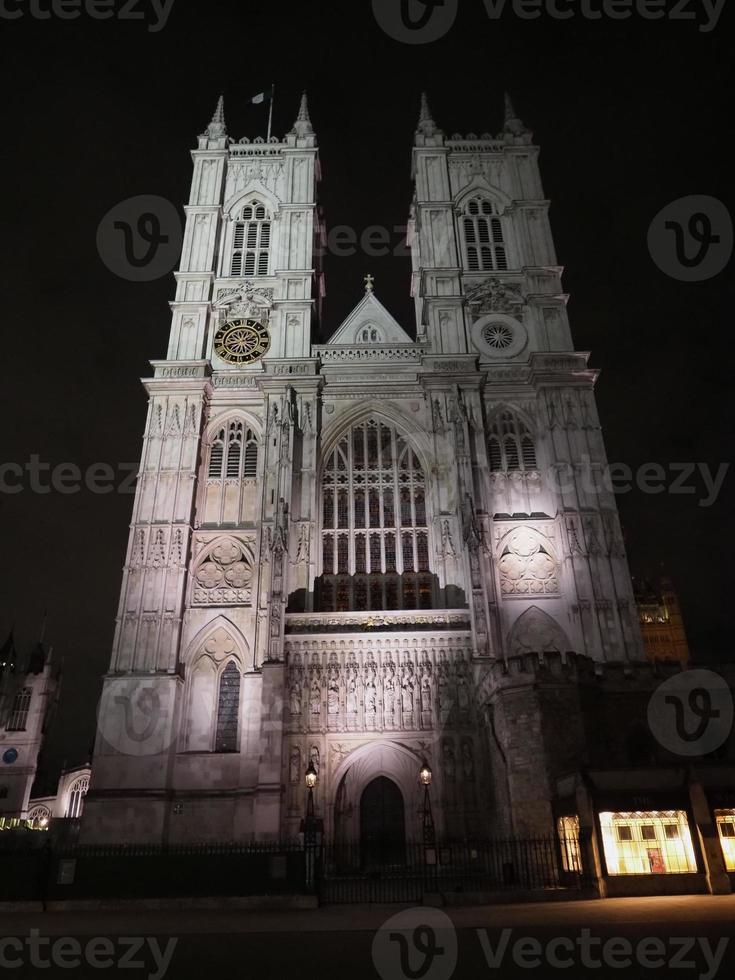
[1, 0, 732, 788]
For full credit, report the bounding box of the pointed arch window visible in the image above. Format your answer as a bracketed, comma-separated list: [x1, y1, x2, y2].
[207, 421, 259, 481]
[7, 687, 31, 731]
[215, 662, 240, 753]
[461, 197, 508, 273]
[319, 419, 433, 611]
[487, 411, 537, 472]
[65, 775, 89, 819]
[230, 200, 271, 277]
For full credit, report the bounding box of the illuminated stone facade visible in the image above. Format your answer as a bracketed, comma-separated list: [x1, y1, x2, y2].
[81, 94, 648, 845]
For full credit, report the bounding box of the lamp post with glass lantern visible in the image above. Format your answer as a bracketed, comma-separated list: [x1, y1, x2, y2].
[419, 758, 438, 885]
[420, 759, 435, 845]
[301, 761, 320, 889]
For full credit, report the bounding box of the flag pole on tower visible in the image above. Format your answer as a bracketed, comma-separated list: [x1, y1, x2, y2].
[267, 82, 275, 141]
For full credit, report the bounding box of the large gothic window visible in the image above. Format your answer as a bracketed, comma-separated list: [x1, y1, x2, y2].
[461, 197, 508, 273]
[207, 421, 259, 480]
[230, 200, 271, 277]
[215, 662, 240, 753]
[7, 688, 31, 731]
[487, 411, 537, 472]
[319, 419, 433, 611]
[65, 775, 89, 819]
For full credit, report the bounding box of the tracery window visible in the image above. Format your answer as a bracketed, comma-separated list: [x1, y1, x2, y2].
[215, 662, 240, 753]
[207, 421, 259, 480]
[487, 411, 537, 472]
[357, 324, 382, 343]
[461, 197, 508, 272]
[230, 200, 271, 277]
[7, 688, 31, 731]
[319, 419, 433, 611]
[65, 775, 89, 819]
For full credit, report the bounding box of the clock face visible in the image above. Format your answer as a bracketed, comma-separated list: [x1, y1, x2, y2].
[213, 318, 270, 365]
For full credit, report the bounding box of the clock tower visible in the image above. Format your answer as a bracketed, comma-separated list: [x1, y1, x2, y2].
[83, 93, 323, 842]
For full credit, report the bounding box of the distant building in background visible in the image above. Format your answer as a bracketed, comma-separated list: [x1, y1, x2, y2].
[633, 576, 690, 665]
[0, 631, 60, 827]
[26, 764, 92, 829]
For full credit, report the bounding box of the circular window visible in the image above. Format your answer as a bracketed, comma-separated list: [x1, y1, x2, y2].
[482, 323, 514, 349]
[471, 314, 527, 359]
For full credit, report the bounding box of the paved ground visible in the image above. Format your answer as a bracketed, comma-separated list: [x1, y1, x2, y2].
[2, 895, 735, 978]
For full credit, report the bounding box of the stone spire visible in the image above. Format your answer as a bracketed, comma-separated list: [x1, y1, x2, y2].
[503, 92, 529, 137]
[416, 91, 438, 137]
[290, 91, 314, 137]
[203, 95, 227, 139]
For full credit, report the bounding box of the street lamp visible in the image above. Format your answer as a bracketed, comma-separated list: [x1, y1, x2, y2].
[305, 761, 318, 823]
[419, 759, 435, 846]
[302, 761, 320, 890]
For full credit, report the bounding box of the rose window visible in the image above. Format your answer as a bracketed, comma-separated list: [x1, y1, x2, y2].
[482, 323, 514, 349]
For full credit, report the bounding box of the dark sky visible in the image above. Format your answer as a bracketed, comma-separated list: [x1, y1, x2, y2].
[1, 0, 732, 788]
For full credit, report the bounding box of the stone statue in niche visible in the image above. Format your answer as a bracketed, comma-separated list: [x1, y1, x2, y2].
[384, 672, 395, 716]
[420, 674, 432, 712]
[401, 677, 414, 713]
[328, 677, 339, 714]
[365, 679, 377, 715]
[346, 674, 357, 714]
[289, 746, 300, 784]
[309, 680, 321, 714]
[289, 684, 301, 715]
[310, 745, 320, 775]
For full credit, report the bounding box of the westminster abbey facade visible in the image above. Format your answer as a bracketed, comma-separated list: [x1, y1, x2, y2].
[81, 92, 646, 847]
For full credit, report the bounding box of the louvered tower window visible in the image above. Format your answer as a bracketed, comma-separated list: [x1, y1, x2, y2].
[207, 421, 259, 480]
[319, 419, 433, 612]
[461, 197, 508, 272]
[7, 688, 31, 731]
[230, 201, 271, 277]
[487, 411, 537, 472]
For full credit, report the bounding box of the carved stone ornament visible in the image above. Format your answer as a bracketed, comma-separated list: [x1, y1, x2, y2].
[192, 538, 254, 605]
[465, 277, 524, 316]
[215, 281, 274, 321]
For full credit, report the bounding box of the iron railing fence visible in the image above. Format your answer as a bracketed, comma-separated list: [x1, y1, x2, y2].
[0, 833, 588, 904]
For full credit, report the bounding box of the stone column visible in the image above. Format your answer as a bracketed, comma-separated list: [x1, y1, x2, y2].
[688, 771, 732, 895]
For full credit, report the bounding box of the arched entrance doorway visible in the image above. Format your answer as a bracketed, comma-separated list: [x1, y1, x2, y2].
[360, 776, 405, 866]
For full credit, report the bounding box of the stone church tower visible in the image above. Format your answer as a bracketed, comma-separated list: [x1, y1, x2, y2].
[82, 93, 643, 845]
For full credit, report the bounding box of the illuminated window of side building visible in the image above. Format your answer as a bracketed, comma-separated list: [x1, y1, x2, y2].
[599, 811, 697, 874]
[715, 810, 735, 871]
[557, 815, 582, 873]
